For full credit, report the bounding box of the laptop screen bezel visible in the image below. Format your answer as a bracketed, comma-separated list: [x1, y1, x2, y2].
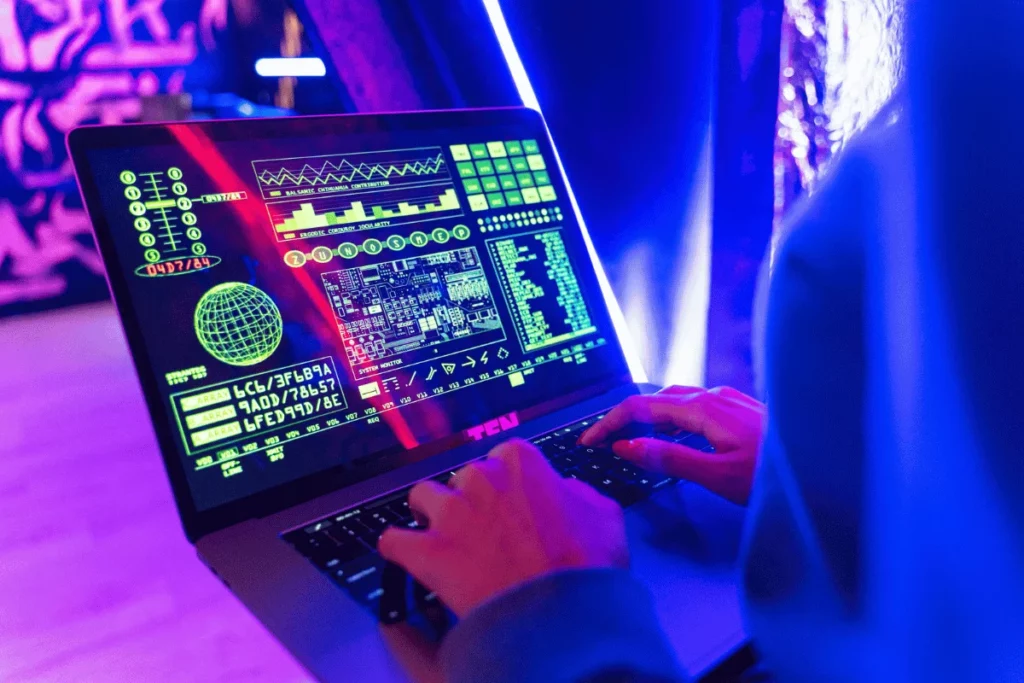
[67, 107, 634, 542]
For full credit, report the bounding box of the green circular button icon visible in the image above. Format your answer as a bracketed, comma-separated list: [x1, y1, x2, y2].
[134, 217, 151, 232]
[129, 201, 146, 216]
[452, 224, 471, 240]
[432, 227, 450, 244]
[139, 233, 156, 247]
[386, 235, 406, 251]
[124, 186, 141, 200]
[186, 227, 202, 240]
[191, 242, 207, 256]
[171, 182, 188, 196]
[177, 197, 193, 211]
[144, 249, 161, 263]
[181, 212, 197, 226]
[409, 231, 429, 247]
[339, 242, 359, 259]
[168, 167, 183, 181]
[312, 246, 334, 263]
[363, 238, 383, 255]
[120, 171, 137, 185]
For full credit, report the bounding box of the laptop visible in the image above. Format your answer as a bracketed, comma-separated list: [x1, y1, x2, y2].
[67, 107, 747, 681]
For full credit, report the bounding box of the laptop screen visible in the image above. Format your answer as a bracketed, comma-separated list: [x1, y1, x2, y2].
[72, 110, 630, 513]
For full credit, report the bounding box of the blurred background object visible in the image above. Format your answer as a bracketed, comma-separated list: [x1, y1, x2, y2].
[775, 0, 906, 225]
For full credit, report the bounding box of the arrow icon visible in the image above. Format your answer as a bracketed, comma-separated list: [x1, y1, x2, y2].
[480, 351, 488, 365]
[442, 362, 456, 375]
[462, 356, 476, 369]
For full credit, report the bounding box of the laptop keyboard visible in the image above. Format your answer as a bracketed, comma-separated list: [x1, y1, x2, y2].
[282, 412, 715, 622]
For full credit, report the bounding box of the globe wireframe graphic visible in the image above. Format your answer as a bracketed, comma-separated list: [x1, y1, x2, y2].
[194, 282, 283, 366]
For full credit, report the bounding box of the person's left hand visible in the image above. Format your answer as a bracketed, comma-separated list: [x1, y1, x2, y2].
[378, 438, 629, 618]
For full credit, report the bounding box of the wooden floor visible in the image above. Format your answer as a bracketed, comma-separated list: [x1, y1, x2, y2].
[0, 303, 311, 683]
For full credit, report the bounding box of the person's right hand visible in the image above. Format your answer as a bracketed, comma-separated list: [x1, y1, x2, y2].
[578, 386, 766, 505]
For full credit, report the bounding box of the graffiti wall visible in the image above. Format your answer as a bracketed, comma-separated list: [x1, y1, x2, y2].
[0, 0, 227, 317]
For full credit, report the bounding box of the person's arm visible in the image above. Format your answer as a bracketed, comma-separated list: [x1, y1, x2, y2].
[440, 568, 684, 683]
[378, 441, 687, 683]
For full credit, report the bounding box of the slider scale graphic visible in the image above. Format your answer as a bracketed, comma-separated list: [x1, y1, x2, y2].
[119, 166, 247, 277]
[252, 147, 464, 242]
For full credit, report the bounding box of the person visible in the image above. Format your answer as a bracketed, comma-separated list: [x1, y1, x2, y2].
[378, 4, 1024, 682]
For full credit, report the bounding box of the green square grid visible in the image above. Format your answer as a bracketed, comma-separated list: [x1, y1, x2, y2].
[486, 192, 507, 208]
[456, 161, 477, 178]
[505, 190, 524, 206]
[510, 156, 529, 172]
[470, 144, 489, 159]
[481, 176, 501, 192]
[494, 158, 513, 174]
[475, 160, 495, 175]
[463, 178, 483, 194]
[499, 174, 518, 190]
[516, 172, 534, 187]
[504, 140, 524, 155]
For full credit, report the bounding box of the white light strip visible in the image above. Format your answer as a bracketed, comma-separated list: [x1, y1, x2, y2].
[254, 57, 327, 78]
[482, 0, 649, 383]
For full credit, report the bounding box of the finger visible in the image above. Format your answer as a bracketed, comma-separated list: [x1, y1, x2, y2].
[491, 438, 549, 472]
[613, 437, 720, 484]
[580, 394, 713, 446]
[380, 623, 444, 683]
[378, 527, 441, 575]
[657, 385, 705, 397]
[709, 385, 764, 410]
[407, 480, 461, 525]
[449, 457, 512, 507]
[493, 438, 562, 488]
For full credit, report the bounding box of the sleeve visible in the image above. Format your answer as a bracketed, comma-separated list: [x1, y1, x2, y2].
[738, 137, 873, 682]
[439, 568, 687, 683]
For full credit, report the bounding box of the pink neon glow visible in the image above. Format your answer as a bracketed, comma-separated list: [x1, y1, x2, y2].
[0, 1, 224, 311]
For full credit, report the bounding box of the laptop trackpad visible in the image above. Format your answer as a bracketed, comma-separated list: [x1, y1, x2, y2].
[626, 482, 748, 677]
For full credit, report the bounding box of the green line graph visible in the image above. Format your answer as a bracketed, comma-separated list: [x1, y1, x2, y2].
[257, 155, 445, 189]
[252, 147, 453, 201]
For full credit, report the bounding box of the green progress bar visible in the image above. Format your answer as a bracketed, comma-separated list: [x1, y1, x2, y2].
[145, 199, 176, 209]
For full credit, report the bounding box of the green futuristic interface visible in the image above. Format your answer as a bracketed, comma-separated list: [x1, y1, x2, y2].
[450, 140, 558, 212]
[488, 228, 596, 353]
[101, 132, 612, 497]
[194, 282, 284, 367]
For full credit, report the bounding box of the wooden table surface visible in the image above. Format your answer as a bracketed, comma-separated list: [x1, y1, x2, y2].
[0, 303, 312, 683]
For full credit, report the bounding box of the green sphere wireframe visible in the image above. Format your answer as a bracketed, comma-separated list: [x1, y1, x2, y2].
[194, 282, 283, 366]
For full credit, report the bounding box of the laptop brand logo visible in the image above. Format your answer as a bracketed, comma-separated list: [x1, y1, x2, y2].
[465, 412, 520, 441]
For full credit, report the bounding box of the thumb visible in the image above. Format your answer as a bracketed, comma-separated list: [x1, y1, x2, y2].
[613, 437, 720, 485]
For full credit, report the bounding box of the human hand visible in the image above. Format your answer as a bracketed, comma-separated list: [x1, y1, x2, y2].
[579, 386, 766, 505]
[378, 439, 629, 618]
